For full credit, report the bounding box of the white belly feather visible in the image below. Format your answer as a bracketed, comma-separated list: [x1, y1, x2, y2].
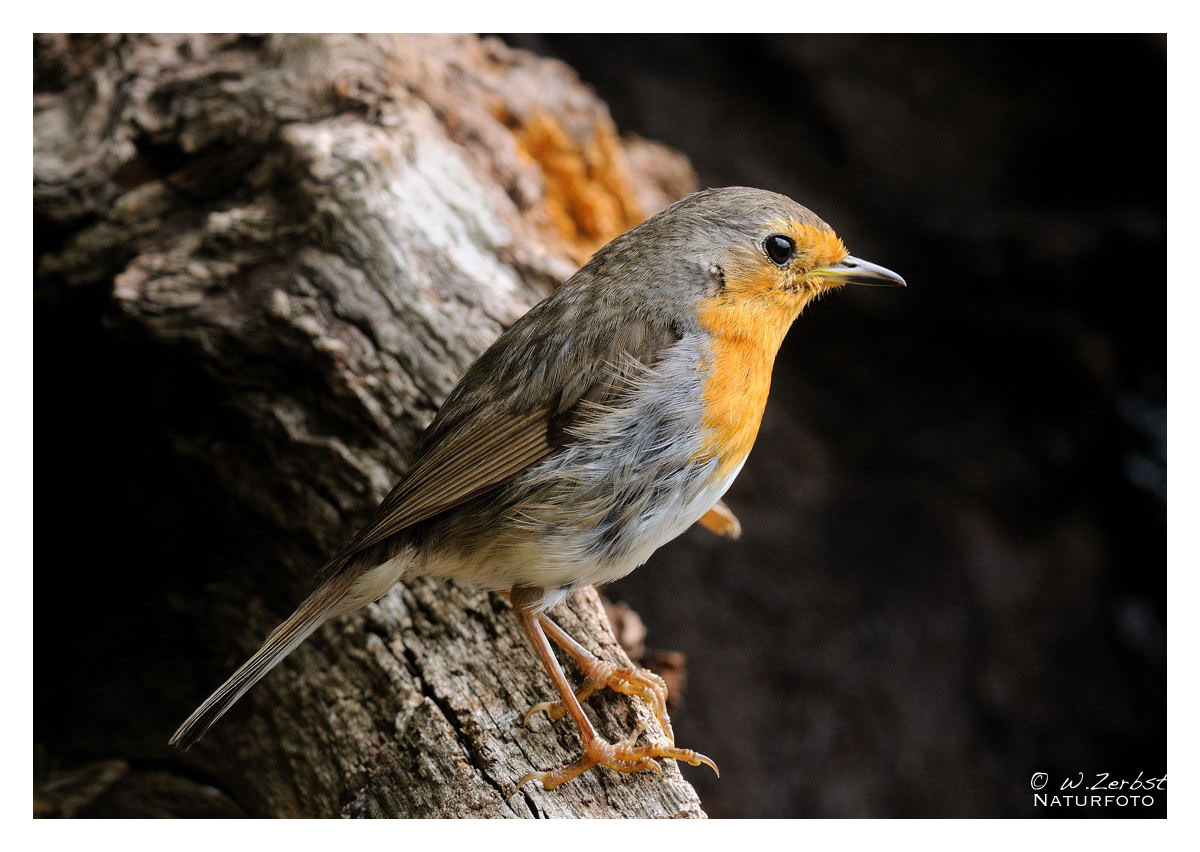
[584, 458, 745, 588]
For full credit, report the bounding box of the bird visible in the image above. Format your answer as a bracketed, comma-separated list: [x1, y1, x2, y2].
[169, 186, 905, 789]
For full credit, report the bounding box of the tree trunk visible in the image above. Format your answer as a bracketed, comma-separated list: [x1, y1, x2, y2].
[34, 33, 704, 818]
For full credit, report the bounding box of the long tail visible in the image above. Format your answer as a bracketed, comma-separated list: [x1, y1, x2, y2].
[169, 573, 355, 751]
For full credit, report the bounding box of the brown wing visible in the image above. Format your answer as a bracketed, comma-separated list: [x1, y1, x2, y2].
[335, 406, 553, 557]
[319, 303, 686, 578]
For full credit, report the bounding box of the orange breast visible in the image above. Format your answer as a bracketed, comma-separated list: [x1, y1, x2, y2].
[697, 335, 773, 480]
[694, 279, 800, 482]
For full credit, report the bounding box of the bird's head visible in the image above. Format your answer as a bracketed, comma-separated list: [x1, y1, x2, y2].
[674, 187, 905, 347]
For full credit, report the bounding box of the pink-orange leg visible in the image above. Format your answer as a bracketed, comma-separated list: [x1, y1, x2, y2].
[697, 500, 742, 540]
[512, 599, 718, 790]
[525, 614, 675, 744]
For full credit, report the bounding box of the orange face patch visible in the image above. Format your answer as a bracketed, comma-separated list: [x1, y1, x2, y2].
[788, 221, 850, 273]
[692, 219, 849, 480]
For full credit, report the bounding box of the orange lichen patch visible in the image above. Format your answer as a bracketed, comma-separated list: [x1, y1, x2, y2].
[509, 112, 645, 261]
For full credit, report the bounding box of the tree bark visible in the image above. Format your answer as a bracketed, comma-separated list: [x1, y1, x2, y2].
[34, 33, 703, 818]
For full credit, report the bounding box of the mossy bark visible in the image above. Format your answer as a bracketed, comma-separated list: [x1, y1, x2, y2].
[34, 33, 702, 818]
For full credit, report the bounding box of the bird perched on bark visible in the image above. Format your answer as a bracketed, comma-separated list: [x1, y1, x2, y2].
[170, 186, 904, 789]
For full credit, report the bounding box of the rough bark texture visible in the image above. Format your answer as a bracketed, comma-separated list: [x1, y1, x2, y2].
[34, 33, 704, 818]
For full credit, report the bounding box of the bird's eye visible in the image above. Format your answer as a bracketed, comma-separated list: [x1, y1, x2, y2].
[763, 234, 795, 266]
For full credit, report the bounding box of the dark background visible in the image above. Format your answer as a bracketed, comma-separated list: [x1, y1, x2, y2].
[504, 34, 1166, 817]
[37, 35, 1166, 818]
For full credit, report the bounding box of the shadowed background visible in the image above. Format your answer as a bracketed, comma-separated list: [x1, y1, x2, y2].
[36, 34, 1165, 817]
[504, 34, 1166, 817]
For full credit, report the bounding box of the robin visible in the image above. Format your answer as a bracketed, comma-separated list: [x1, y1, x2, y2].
[170, 186, 905, 789]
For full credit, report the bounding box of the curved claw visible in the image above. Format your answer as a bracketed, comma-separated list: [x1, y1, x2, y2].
[612, 741, 720, 778]
[523, 700, 560, 727]
[517, 770, 549, 789]
[518, 721, 716, 790]
[523, 662, 675, 744]
[695, 751, 720, 778]
[638, 758, 663, 776]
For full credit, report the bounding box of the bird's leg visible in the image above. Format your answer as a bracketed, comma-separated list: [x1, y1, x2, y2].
[697, 500, 742, 540]
[524, 613, 675, 745]
[511, 595, 717, 790]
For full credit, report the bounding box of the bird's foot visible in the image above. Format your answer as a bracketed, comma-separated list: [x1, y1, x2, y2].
[517, 721, 718, 790]
[524, 659, 674, 743]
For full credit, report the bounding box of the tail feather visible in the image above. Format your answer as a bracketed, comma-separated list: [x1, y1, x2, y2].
[169, 574, 354, 751]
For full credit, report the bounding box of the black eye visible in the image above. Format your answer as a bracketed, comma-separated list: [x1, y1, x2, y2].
[763, 234, 795, 265]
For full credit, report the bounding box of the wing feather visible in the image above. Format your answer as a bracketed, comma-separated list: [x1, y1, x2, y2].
[320, 305, 687, 579]
[328, 408, 553, 564]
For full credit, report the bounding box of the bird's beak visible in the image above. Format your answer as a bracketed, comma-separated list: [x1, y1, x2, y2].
[815, 255, 906, 287]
